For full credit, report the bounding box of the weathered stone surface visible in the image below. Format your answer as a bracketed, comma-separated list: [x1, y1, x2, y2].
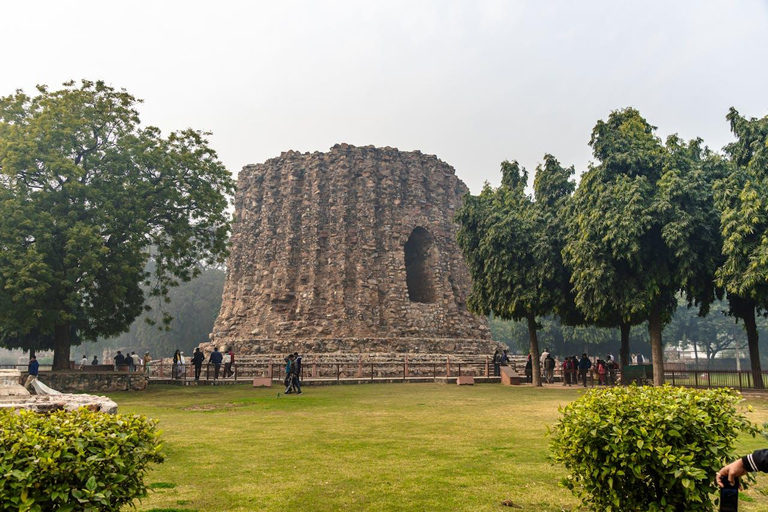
[210, 144, 496, 355]
[0, 393, 118, 414]
[0, 372, 119, 414]
[0, 369, 28, 396]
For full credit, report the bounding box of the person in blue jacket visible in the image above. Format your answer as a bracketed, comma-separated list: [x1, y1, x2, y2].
[209, 347, 223, 380]
[25, 355, 39, 389]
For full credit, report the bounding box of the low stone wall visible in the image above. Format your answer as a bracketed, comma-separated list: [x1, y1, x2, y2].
[39, 372, 148, 393]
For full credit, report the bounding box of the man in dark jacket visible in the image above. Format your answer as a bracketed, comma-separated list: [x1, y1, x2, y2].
[192, 348, 205, 381]
[578, 353, 592, 387]
[25, 355, 39, 389]
[718, 450, 768, 487]
[210, 347, 223, 380]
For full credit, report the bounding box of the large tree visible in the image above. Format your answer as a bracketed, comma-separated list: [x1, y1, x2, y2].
[714, 108, 768, 388]
[456, 155, 575, 386]
[564, 108, 721, 385]
[0, 80, 234, 369]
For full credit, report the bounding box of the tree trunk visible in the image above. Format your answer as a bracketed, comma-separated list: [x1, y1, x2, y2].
[619, 321, 630, 369]
[648, 301, 665, 386]
[52, 323, 71, 371]
[527, 314, 542, 387]
[692, 336, 699, 370]
[742, 306, 764, 390]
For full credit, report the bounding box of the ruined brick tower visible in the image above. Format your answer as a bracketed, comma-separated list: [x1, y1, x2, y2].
[210, 144, 494, 355]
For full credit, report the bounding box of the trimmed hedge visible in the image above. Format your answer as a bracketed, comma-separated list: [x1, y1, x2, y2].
[549, 385, 757, 512]
[0, 408, 164, 511]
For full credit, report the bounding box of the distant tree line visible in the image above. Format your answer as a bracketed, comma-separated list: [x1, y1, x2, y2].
[457, 107, 768, 387]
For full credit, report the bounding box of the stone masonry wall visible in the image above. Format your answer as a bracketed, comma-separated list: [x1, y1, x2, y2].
[39, 372, 148, 393]
[210, 144, 495, 355]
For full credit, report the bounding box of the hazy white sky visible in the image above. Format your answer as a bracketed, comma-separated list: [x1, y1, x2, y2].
[3, 0, 767, 193]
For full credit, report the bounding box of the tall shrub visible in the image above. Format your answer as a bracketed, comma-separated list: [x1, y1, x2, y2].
[550, 386, 756, 511]
[0, 409, 164, 511]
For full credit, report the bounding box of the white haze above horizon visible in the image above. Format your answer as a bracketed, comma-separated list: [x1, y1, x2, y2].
[2, 0, 767, 193]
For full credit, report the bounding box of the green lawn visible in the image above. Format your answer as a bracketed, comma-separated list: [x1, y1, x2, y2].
[109, 383, 768, 511]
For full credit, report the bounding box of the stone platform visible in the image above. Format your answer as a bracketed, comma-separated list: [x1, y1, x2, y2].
[0, 369, 118, 414]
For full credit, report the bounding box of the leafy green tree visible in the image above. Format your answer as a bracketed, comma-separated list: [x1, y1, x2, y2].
[714, 108, 768, 388]
[564, 108, 721, 385]
[456, 155, 575, 386]
[0, 80, 234, 369]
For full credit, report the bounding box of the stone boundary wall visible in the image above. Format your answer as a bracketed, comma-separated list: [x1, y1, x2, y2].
[39, 372, 148, 393]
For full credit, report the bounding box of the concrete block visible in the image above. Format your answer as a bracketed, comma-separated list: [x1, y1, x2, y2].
[501, 366, 524, 385]
[456, 375, 474, 385]
[252, 378, 272, 388]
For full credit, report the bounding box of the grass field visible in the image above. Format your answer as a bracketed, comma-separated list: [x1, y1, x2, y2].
[109, 383, 768, 511]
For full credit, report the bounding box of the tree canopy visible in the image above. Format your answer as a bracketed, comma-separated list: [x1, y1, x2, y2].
[456, 156, 575, 386]
[0, 80, 235, 369]
[563, 108, 723, 385]
[714, 108, 768, 387]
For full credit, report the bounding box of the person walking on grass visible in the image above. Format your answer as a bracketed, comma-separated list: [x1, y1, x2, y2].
[209, 347, 223, 380]
[291, 355, 302, 395]
[540, 347, 550, 379]
[544, 353, 556, 384]
[293, 352, 303, 382]
[25, 355, 39, 390]
[284, 354, 295, 393]
[562, 357, 572, 386]
[578, 353, 592, 387]
[524, 354, 532, 383]
[192, 347, 205, 381]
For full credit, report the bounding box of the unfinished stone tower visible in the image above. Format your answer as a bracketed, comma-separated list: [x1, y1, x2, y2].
[210, 144, 494, 355]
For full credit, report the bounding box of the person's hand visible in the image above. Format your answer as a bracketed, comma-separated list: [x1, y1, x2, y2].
[717, 458, 747, 488]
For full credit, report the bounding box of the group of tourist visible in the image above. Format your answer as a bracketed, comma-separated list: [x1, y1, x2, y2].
[111, 350, 148, 373]
[491, 349, 510, 376]
[178, 346, 236, 381]
[516, 350, 622, 387]
[283, 352, 303, 395]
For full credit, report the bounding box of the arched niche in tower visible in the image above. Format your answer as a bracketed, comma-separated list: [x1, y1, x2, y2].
[404, 226, 437, 303]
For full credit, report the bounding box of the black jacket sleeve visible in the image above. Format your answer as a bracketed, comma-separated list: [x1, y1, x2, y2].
[742, 450, 768, 472]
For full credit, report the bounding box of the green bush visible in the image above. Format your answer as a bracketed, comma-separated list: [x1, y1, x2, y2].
[549, 385, 757, 512]
[0, 408, 164, 511]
